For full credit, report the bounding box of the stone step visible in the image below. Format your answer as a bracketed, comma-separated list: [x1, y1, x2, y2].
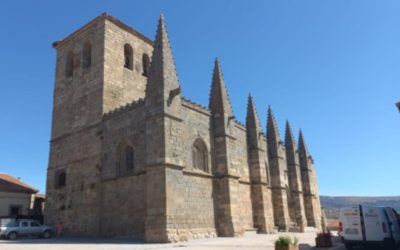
[288, 227, 301, 233]
[244, 228, 258, 235]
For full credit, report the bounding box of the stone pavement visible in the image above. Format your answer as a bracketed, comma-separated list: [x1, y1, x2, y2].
[0, 232, 344, 250]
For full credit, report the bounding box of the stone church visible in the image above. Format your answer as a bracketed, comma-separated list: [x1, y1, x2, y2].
[45, 13, 323, 242]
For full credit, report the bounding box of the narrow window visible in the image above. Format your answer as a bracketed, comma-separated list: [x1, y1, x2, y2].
[117, 145, 123, 175]
[124, 44, 133, 70]
[142, 53, 150, 77]
[192, 138, 208, 172]
[55, 171, 66, 188]
[125, 146, 134, 171]
[82, 42, 92, 69]
[65, 51, 74, 77]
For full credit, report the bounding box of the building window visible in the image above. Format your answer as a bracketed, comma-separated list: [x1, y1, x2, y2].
[82, 42, 92, 69]
[9, 205, 22, 216]
[65, 51, 74, 77]
[117, 144, 135, 175]
[192, 138, 208, 172]
[55, 171, 66, 188]
[125, 146, 134, 171]
[142, 53, 150, 77]
[124, 44, 133, 70]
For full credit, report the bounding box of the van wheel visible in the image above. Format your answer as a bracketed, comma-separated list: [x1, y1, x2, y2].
[42, 230, 51, 239]
[7, 232, 17, 240]
[344, 243, 353, 250]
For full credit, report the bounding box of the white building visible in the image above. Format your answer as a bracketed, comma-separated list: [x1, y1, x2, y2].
[0, 174, 38, 216]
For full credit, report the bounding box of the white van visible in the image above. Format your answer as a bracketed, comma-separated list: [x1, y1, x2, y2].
[339, 205, 400, 249]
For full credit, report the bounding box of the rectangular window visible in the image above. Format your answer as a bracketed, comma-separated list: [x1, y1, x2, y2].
[9, 205, 21, 216]
[55, 170, 67, 188]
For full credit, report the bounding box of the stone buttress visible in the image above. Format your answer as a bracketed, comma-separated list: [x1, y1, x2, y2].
[298, 130, 323, 230]
[144, 15, 186, 242]
[266, 107, 291, 231]
[246, 95, 275, 233]
[284, 121, 307, 231]
[209, 59, 242, 236]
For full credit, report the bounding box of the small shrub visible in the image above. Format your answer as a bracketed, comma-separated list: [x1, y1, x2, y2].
[275, 236, 298, 247]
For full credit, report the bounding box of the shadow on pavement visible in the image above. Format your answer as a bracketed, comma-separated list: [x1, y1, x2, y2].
[0, 237, 148, 245]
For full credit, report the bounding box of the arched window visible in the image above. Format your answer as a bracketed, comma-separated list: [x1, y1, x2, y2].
[82, 42, 92, 69]
[142, 53, 150, 77]
[125, 146, 134, 171]
[192, 138, 208, 172]
[65, 51, 74, 77]
[124, 44, 133, 70]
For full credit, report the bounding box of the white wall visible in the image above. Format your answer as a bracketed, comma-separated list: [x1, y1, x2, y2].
[0, 191, 32, 216]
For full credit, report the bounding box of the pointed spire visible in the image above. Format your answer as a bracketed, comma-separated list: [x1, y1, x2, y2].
[209, 58, 233, 116]
[298, 129, 310, 157]
[246, 94, 262, 132]
[146, 14, 180, 103]
[266, 106, 282, 142]
[285, 120, 296, 150]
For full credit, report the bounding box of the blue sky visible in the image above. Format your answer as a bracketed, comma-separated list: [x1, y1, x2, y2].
[0, 1, 399, 196]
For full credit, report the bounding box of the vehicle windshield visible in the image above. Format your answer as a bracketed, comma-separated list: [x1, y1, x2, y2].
[0, 218, 17, 227]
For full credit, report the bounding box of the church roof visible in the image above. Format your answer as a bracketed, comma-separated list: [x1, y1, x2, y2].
[0, 173, 38, 194]
[53, 13, 153, 48]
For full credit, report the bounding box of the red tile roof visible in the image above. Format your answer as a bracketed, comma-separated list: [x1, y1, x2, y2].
[0, 173, 38, 194]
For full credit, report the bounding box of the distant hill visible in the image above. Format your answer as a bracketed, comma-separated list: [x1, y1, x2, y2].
[320, 196, 400, 219]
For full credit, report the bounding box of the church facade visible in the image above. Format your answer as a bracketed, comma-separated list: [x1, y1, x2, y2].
[45, 13, 322, 242]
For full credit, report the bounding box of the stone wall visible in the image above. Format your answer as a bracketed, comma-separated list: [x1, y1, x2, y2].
[181, 172, 216, 238]
[231, 123, 254, 231]
[0, 192, 33, 216]
[46, 16, 106, 236]
[45, 125, 102, 236]
[157, 102, 217, 241]
[180, 100, 212, 170]
[100, 174, 146, 237]
[103, 19, 153, 113]
[51, 18, 105, 139]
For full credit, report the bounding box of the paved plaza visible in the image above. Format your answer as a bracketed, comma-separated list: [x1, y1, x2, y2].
[0, 232, 346, 250]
